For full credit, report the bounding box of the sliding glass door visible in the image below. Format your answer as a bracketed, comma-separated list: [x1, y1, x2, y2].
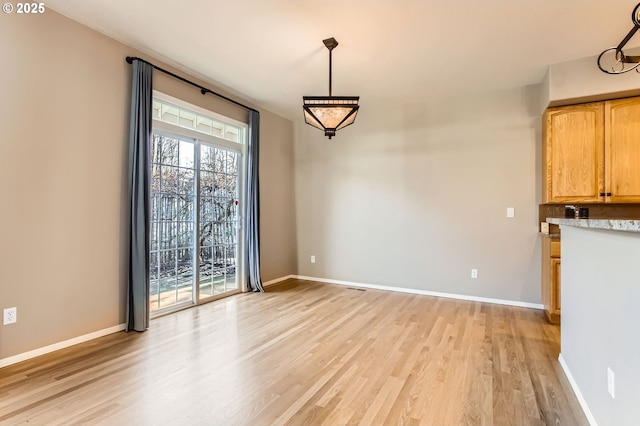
[198, 144, 240, 298]
[149, 132, 243, 314]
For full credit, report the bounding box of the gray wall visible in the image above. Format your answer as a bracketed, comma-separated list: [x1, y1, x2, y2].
[561, 226, 640, 426]
[0, 10, 296, 360]
[547, 55, 640, 106]
[295, 86, 543, 304]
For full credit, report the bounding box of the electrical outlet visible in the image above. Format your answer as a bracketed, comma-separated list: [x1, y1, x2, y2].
[471, 269, 478, 279]
[607, 367, 615, 399]
[3, 307, 17, 325]
[507, 207, 515, 218]
[310, 255, 316, 264]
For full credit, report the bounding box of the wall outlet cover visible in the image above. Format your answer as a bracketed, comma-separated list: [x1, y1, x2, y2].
[3, 307, 17, 325]
[607, 367, 615, 399]
[540, 222, 550, 234]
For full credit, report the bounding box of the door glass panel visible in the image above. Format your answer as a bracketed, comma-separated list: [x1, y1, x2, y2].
[198, 144, 240, 299]
[150, 129, 242, 315]
[150, 134, 195, 313]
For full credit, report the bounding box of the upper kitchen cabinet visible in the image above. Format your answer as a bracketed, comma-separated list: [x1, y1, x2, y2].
[543, 97, 640, 203]
[543, 102, 604, 203]
[605, 98, 640, 202]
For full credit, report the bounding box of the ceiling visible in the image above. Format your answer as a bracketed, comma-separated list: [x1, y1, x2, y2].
[48, 0, 640, 121]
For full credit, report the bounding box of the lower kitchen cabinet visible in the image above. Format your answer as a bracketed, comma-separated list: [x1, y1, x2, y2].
[542, 237, 561, 324]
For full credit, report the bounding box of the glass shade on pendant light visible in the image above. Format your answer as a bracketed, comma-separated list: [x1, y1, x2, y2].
[302, 37, 360, 139]
[303, 96, 359, 139]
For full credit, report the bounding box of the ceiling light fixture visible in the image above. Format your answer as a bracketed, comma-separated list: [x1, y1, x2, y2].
[598, 2, 640, 74]
[303, 37, 360, 139]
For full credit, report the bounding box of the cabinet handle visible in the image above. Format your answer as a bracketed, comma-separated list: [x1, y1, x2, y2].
[600, 192, 605, 196]
[607, 192, 612, 196]
[600, 192, 613, 197]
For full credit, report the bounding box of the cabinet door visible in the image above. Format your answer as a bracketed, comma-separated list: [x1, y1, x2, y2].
[541, 237, 561, 324]
[605, 98, 640, 202]
[543, 103, 605, 203]
[551, 258, 561, 315]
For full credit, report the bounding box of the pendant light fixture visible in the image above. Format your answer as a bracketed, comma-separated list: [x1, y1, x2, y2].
[303, 37, 360, 139]
[598, 2, 640, 74]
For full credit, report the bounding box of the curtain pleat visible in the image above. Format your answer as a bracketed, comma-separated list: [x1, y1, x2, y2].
[126, 60, 153, 331]
[246, 110, 264, 292]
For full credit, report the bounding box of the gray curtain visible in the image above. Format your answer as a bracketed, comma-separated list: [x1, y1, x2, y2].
[246, 110, 264, 292]
[126, 60, 153, 331]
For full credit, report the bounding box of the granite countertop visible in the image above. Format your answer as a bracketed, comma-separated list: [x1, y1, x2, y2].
[546, 218, 640, 233]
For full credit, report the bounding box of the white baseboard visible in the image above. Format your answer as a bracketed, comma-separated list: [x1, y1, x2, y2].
[263, 275, 296, 287]
[558, 353, 598, 426]
[0, 323, 126, 369]
[293, 275, 544, 310]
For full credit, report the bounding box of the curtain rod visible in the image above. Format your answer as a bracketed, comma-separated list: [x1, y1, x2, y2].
[125, 56, 258, 113]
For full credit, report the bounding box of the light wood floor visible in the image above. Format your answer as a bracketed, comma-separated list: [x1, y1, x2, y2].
[0, 279, 588, 425]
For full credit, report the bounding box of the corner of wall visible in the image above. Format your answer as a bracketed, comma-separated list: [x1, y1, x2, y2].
[558, 354, 598, 426]
[538, 67, 551, 114]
